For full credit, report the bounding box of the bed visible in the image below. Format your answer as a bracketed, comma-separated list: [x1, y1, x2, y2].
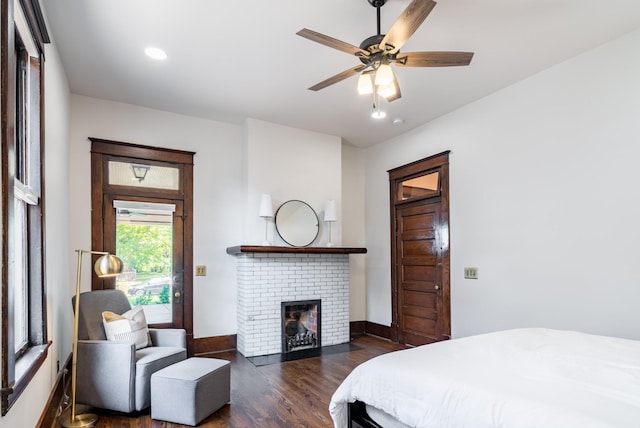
[329, 328, 640, 428]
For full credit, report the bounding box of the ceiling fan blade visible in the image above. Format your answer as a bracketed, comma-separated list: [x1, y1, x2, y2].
[308, 65, 367, 91]
[380, 0, 437, 54]
[297, 28, 370, 57]
[396, 51, 474, 67]
[384, 68, 402, 102]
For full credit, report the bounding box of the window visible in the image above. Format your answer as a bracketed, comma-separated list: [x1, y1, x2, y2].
[1, 0, 50, 415]
[114, 200, 176, 325]
[397, 170, 440, 201]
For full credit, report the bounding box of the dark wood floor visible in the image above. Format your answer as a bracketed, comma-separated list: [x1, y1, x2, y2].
[76, 335, 406, 428]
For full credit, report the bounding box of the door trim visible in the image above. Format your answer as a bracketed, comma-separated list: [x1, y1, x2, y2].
[89, 138, 195, 349]
[389, 151, 451, 343]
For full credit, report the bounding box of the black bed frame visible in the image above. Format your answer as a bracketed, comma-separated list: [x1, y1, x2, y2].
[348, 401, 384, 428]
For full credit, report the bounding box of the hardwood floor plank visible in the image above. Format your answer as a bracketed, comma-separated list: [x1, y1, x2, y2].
[74, 335, 405, 427]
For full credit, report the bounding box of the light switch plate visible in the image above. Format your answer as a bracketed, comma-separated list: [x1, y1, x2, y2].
[195, 265, 207, 276]
[464, 267, 478, 279]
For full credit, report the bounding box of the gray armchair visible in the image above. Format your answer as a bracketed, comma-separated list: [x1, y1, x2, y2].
[73, 290, 187, 413]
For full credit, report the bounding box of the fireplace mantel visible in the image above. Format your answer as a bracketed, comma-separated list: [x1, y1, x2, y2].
[226, 245, 367, 255]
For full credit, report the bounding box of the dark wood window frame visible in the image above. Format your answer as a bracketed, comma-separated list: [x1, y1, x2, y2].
[1, 0, 50, 415]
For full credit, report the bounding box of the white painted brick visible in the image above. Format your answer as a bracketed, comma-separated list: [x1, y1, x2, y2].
[235, 253, 351, 357]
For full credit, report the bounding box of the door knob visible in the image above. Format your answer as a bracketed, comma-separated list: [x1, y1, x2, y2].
[174, 291, 181, 298]
[434, 284, 440, 291]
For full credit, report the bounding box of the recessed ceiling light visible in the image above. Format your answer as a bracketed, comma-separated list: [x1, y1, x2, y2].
[392, 118, 405, 125]
[145, 47, 167, 60]
[371, 110, 387, 119]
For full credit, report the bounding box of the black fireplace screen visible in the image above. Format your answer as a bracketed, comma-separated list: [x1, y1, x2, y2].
[281, 300, 321, 353]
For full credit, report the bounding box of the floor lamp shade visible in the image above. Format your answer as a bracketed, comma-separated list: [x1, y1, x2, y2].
[63, 250, 123, 428]
[94, 254, 123, 277]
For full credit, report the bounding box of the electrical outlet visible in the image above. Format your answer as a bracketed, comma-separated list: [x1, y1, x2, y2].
[464, 267, 478, 279]
[195, 265, 207, 276]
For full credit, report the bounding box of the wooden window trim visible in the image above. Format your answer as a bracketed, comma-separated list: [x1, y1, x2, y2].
[1, 0, 50, 415]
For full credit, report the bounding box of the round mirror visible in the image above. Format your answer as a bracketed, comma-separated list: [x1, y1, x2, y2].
[275, 200, 319, 247]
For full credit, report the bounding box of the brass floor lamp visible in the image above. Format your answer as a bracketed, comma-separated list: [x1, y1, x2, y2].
[62, 250, 123, 428]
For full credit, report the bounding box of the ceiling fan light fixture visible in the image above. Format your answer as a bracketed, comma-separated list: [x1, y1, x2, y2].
[377, 81, 396, 99]
[357, 73, 374, 95]
[374, 63, 394, 86]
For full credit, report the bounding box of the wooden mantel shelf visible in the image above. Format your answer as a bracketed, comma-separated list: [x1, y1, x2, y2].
[226, 245, 367, 255]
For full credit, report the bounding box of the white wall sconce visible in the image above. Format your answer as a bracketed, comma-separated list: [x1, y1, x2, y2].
[259, 194, 273, 246]
[324, 200, 337, 247]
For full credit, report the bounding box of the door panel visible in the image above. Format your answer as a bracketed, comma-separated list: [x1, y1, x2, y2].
[403, 266, 437, 282]
[403, 290, 436, 309]
[404, 315, 437, 337]
[403, 213, 436, 232]
[397, 202, 442, 346]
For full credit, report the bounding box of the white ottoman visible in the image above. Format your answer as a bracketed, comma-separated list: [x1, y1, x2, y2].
[151, 357, 231, 426]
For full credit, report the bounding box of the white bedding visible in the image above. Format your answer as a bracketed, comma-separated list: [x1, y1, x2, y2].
[329, 328, 640, 428]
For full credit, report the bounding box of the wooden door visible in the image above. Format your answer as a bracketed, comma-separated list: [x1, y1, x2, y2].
[389, 152, 450, 346]
[90, 138, 194, 343]
[396, 202, 443, 345]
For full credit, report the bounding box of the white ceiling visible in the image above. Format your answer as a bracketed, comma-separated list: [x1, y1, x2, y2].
[42, 0, 640, 148]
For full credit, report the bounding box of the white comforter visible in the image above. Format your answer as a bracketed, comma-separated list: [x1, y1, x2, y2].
[329, 328, 640, 428]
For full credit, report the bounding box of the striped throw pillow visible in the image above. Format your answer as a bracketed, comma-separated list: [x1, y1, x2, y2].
[102, 305, 152, 349]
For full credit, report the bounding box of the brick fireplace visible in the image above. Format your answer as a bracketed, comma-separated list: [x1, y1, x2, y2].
[227, 246, 366, 358]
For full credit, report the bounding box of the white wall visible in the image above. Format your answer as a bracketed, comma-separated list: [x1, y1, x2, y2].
[44, 37, 72, 378]
[68, 96, 244, 338]
[365, 28, 640, 340]
[343, 144, 367, 321]
[243, 118, 342, 247]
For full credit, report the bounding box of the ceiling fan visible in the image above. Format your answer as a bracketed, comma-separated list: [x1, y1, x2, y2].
[297, 0, 474, 104]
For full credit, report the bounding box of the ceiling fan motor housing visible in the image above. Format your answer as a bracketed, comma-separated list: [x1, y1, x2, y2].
[359, 34, 397, 65]
[368, 0, 387, 7]
[359, 34, 385, 52]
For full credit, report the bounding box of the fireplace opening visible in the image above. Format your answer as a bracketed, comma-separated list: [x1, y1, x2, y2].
[281, 300, 321, 353]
